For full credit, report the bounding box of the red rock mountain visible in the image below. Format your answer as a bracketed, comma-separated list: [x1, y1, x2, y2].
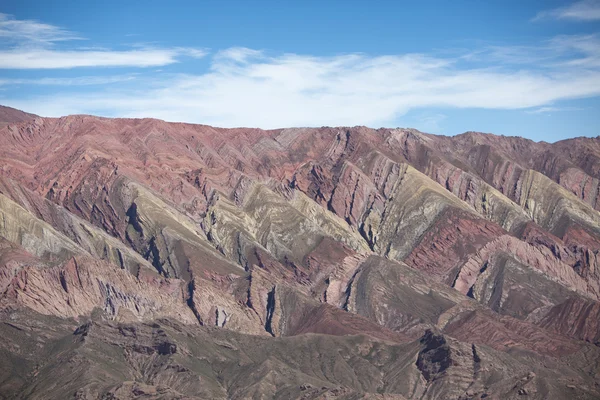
[0, 105, 37, 128]
[1, 108, 600, 399]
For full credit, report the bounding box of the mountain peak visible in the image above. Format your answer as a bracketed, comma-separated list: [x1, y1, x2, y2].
[0, 105, 38, 127]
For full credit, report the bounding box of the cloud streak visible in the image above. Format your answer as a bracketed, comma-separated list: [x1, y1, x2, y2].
[0, 47, 206, 69]
[0, 75, 138, 86]
[534, 0, 600, 21]
[525, 106, 584, 114]
[0, 14, 206, 69]
[0, 13, 82, 44]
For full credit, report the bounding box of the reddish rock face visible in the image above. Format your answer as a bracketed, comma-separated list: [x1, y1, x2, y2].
[1, 109, 600, 399]
[0, 105, 37, 128]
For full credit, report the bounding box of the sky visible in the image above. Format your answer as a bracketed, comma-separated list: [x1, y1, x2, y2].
[0, 1, 599, 141]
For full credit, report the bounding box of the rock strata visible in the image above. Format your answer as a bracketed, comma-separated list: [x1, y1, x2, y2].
[1, 109, 600, 398]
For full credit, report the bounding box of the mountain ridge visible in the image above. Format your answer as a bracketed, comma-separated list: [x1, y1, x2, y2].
[1, 106, 600, 399]
[2, 104, 597, 144]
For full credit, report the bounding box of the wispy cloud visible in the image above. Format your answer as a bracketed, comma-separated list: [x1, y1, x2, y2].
[534, 0, 600, 21]
[525, 106, 584, 114]
[0, 13, 82, 45]
[6, 34, 600, 128]
[464, 34, 600, 68]
[0, 75, 138, 86]
[410, 112, 448, 132]
[0, 13, 206, 69]
[0, 47, 206, 69]
[551, 34, 600, 67]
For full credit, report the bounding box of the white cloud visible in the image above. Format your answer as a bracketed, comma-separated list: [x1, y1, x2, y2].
[5, 36, 600, 128]
[0, 47, 206, 69]
[525, 106, 584, 114]
[0, 13, 206, 69]
[0, 13, 82, 44]
[551, 34, 600, 67]
[534, 0, 600, 21]
[0, 75, 138, 86]
[214, 47, 264, 63]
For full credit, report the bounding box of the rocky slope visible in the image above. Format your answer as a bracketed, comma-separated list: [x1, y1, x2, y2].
[0, 105, 37, 128]
[0, 109, 600, 399]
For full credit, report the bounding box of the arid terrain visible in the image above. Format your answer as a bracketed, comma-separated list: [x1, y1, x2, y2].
[1, 104, 600, 399]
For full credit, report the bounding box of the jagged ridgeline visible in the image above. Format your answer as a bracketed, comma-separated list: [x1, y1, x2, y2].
[1, 105, 600, 399]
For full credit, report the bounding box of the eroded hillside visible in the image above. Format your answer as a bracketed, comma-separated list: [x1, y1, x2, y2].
[1, 106, 600, 399]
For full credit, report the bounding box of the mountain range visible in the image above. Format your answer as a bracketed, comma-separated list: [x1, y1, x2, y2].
[1, 105, 600, 399]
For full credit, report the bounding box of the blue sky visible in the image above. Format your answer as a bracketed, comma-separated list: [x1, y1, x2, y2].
[0, 1, 599, 141]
